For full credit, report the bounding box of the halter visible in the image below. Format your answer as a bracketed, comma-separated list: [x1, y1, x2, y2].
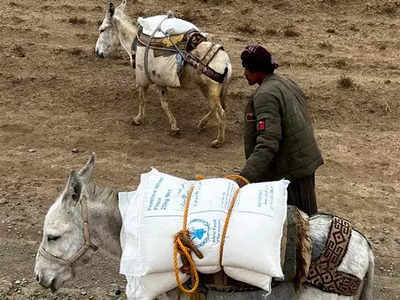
[38, 194, 98, 266]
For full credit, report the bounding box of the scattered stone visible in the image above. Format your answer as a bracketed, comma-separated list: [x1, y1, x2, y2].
[0, 198, 8, 204]
[395, 238, 400, 245]
[72, 148, 79, 153]
[28, 148, 36, 153]
[15, 280, 21, 285]
[81, 290, 87, 295]
[109, 284, 123, 296]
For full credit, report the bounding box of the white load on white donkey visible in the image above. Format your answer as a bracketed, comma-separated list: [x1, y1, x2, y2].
[34, 154, 374, 300]
[95, 0, 232, 148]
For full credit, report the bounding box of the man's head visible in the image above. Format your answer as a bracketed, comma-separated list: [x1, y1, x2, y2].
[241, 44, 278, 85]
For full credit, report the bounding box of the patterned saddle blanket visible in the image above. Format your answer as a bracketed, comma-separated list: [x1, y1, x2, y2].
[305, 216, 362, 296]
[135, 27, 207, 53]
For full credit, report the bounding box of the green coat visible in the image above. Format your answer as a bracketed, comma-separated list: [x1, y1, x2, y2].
[241, 73, 323, 182]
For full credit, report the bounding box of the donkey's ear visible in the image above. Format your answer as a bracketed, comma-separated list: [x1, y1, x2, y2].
[119, 0, 127, 11]
[62, 171, 82, 207]
[78, 153, 95, 183]
[109, 2, 115, 17]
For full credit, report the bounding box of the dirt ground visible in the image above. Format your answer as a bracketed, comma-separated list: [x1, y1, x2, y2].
[0, 0, 399, 299]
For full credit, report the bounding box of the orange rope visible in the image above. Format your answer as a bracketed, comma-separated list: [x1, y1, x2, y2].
[173, 174, 250, 294]
[224, 174, 250, 186]
[219, 174, 249, 265]
[173, 186, 200, 294]
[219, 187, 241, 266]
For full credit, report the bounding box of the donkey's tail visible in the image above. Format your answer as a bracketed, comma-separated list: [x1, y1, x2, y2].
[360, 246, 375, 300]
[220, 62, 232, 110]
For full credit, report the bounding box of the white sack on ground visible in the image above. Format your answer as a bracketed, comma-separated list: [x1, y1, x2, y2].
[135, 46, 182, 88]
[138, 15, 199, 38]
[119, 169, 288, 299]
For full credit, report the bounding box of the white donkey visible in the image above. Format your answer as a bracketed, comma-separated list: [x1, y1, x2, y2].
[34, 154, 375, 300]
[95, 1, 232, 148]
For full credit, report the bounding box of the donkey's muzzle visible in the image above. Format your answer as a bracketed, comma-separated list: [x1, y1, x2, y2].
[95, 49, 104, 58]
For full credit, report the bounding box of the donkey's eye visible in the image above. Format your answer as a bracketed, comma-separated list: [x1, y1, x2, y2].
[100, 28, 105, 33]
[47, 235, 61, 242]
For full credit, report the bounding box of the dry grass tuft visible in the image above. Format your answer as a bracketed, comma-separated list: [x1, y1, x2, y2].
[333, 59, 347, 69]
[179, 7, 202, 23]
[68, 16, 87, 25]
[349, 24, 360, 32]
[12, 45, 26, 57]
[204, 0, 234, 4]
[264, 28, 278, 36]
[337, 75, 354, 89]
[69, 48, 86, 56]
[380, 3, 399, 15]
[283, 26, 300, 37]
[236, 22, 257, 34]
[318, 41, 333, 51]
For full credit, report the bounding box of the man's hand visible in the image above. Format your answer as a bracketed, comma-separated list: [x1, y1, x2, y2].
[225, 174, 249, 188]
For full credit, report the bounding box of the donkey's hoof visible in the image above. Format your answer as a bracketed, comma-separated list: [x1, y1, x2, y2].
[132, 117, 143, 126]
[197, 121, 207, 131]
[211, 139, 223, 148]
[169, 128, 181, 136]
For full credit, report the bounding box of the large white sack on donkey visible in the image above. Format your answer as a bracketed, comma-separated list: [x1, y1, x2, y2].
[137, 15, 199, 38]
[125, 272, 189, 300]
[135, 46, 182, 88]
[120, 190, 189, 300]
[222, 181, 289, 290]
[119, 169, 288, 298]
[120, 169, 237, 275]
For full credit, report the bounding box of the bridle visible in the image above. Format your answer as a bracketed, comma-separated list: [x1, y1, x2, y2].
[38, 194, 98, 266]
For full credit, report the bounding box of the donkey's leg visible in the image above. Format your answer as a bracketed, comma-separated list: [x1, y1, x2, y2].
[158, 86, 180, 135]
[197, 84, 213, 130]
[132, 85, 149, 125]
[197, 82, 226, 147]
[197, 111, 213, 131]
[209, 85, 226, 148]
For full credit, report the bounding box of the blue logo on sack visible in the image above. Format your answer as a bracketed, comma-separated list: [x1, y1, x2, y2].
[189, 218, 209, 248]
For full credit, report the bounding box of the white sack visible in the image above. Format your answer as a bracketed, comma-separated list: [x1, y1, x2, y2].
[120, 191, 190, 300]
[125, 272, 189, 300]
[222, 181, 289, 288]
[121, 169, 237, 275]
[138, 15, 199, 38]
[119, 169, 288, 299]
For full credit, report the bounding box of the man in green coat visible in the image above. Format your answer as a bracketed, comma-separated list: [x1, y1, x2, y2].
[238, 44, 323, 215]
